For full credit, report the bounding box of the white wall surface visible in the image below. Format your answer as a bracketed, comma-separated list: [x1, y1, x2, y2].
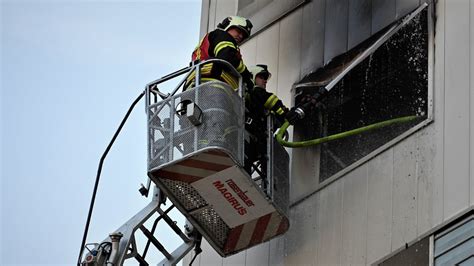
[186, 0, 474, 265]
[443, 0, 471, 220]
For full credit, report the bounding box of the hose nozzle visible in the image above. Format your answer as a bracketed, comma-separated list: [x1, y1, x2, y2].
[294, 107, 306, 119]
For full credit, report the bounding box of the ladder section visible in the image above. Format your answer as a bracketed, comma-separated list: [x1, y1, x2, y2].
[80, 187, 201, 266]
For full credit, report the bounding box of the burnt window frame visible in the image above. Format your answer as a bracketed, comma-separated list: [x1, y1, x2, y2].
[293, 3, 435, 190]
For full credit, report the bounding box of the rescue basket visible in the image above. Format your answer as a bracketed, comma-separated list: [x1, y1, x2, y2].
[146, 60, 289, 256]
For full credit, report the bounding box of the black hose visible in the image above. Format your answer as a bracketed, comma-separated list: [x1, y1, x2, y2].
[77, 91, 145, 266]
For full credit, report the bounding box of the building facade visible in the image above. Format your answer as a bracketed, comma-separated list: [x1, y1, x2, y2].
[186, 0, 474, 265]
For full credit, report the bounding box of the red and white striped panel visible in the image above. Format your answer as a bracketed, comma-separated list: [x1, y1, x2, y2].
[157, 149, 235, 183]
[223, 211, 289, 254]
[156, 148, 290, 255]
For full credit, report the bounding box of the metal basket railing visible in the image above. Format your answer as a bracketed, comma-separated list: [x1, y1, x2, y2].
[144, 59, 245, 172]
[142, 60, 290, 256]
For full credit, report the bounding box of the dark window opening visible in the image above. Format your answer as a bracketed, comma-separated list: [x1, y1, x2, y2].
[434, 214, 474, 265]
[294, 7, 430, 182]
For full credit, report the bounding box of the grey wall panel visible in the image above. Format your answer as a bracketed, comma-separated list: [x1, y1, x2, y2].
[324, 0, 349, 64]
[372, 0, 396, 33]
[396, 0, 420, 19]
[237, 0, 305, 36]
[277, 9, 302, 103]
[245, 242, 269, 265]
[198, 240, 223, 266]
[182, 252, 191, 265]
[240, 37, 257, 68]
[300, 0, 325, 77]
[292, 0, 325, 203]
[416, 129, 436, 235]
[316, 180, 343, 265]
[214, 0, 237, 31]
[222, 251, 245, 265]
[269, 236, 285, 266]
[272, 8, 303, 103]
[347, 0, 372, 49]
[256, 23, 280, 94]
[208, 0, 217, 32]
[276, 10, 303, 164]
[341, 166, 368, 265]
[284, 194, 319, 265]
[471, 0, 474, 207]
[200, 0, 210, 38]
[432, 0, 446, 226]
[366, 149, 393, 264]
[291, 146, 320, 203]
[443, 0, 470, 220]
[391, 136, 418, 251]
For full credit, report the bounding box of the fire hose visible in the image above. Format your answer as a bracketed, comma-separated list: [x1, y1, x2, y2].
[275, 115, 419, 148]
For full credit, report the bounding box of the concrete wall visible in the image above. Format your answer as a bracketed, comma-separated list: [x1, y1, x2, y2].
[187, 0, 474, 265]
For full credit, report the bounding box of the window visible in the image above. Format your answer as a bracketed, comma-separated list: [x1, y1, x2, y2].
[237, 0, 307, 37]
[433, 215, 474, 265]
[294, 5, 433, 182]
[376, 212, 474, 265]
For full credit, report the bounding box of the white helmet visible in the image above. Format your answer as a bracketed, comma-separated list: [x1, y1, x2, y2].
[217, 16, 253, 39]
[249, 64, 271, 83]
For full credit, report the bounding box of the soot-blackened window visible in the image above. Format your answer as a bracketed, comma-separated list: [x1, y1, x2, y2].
[295, 7, 431, 182]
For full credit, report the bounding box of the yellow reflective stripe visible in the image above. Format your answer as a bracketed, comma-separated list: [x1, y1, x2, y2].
[186, 62, 238, 91]
[186, 63, 213, 83]
[264, 94, 278, 109]
[186, 74, 215, 90]
[276, 107, 285, 115]
[186, 77, 236, 91]
[201, 63, 213, 75]
[221, 72, 238, 90]
[194, 37, 205, 59]
[203, 77, 221, 82]
[186, 71, 196, 84]
[269, 97, 279, 109]
[214, 41, 236, 56]
[198, 139, 209, 145]
[223, 126, 238, 137]
[195, 46, 201, 59]
[208, 82, 235, 99]
[236, 60, 245, 73]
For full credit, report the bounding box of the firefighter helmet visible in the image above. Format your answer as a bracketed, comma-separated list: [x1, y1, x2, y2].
[249, 64, 271, 83]
[217, 16, 253, 39]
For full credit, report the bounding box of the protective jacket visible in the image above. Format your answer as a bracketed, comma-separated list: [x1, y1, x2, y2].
[186, 29, 253, 90]
[245, 84, 287, 148]
[246, 85, 287, 122]
[243, 85, 287, 173]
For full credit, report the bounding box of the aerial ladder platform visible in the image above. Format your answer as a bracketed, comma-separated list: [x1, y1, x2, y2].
[80, 59, 290, 265]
